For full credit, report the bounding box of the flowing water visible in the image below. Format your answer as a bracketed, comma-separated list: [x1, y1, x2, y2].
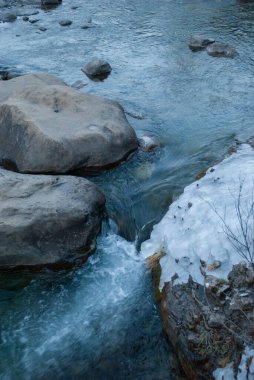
[0, 0, 254, 378]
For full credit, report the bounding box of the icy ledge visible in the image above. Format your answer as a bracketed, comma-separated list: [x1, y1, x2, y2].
[141, 143, 254, 379]
[141, 143, 254, 287]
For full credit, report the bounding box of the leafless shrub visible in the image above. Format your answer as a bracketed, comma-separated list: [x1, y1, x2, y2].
[211, 180, 254, 268]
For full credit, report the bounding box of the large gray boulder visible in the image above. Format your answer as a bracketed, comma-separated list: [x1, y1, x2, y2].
[0, 168, 105, 268]
[0, 73, 138, 174]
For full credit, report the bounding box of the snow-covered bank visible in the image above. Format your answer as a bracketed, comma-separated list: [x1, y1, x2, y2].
[142, 143, 254, 380]
[142, 143, 254, 287]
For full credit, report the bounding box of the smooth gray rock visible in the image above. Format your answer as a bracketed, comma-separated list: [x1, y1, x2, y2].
[0, 72, 65, 102]
[82, 59, 112, 80]
[41, 0, 62, 10]
[0, 168, 105, 268]
[188, 36, 215, 51]
[138, 136, 159, 152]
[59, 19, 72, 26]
[206, 42, 237, 58]
[0, 73, 138, 174]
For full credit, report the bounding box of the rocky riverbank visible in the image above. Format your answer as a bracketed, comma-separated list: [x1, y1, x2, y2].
[143, 143, 254, 379]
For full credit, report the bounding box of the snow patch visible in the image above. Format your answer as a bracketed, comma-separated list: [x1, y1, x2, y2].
[213, 363, 234, 380]
[141, 144, 254, 286]
[213, 347, 254, 379]
[237, 347, 254, 380]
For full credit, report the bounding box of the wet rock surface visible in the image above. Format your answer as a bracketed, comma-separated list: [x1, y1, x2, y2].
[188, 36, 215, 51]
[82, 59, 112, 81]
[206, 42, 238, 58]
[138, 135, 159, 152]
[159, 263, 254, 379]
[0, 167, 105, 268]
[0, 73, 138, 174]
[59, 19, 72, 26]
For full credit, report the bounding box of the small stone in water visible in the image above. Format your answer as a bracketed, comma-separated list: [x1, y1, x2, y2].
[188, 36, 215, 51]
[206, 43, 237, 58]
[138, 136, 159, 152]
[29, 19, 40, 24]
[81, 23, 93, 29]
[82, 59, 112, 80]
[59, 19, 72, 26]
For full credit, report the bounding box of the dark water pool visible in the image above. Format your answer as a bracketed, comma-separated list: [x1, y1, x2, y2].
[0, 0, 254, 378]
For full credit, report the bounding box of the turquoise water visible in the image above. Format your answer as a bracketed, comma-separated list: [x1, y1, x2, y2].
[0, 0, 254, 378]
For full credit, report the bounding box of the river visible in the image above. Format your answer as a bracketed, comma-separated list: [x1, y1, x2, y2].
[0, 0, 254, 378]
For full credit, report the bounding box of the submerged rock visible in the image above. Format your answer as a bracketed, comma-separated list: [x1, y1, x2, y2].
[59, 19, 72, 26]
[41, 0, 62, 9]
[0, 73, 138, 174]
[81, 22, 93, 29]
[0, 168, 105, 268]
[38, 26, 47, 31]
[188, 36, 215, 51]
[81, 17, 93, 29]
[206, 43, 237, 58]
[82, 59, 112, 80]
